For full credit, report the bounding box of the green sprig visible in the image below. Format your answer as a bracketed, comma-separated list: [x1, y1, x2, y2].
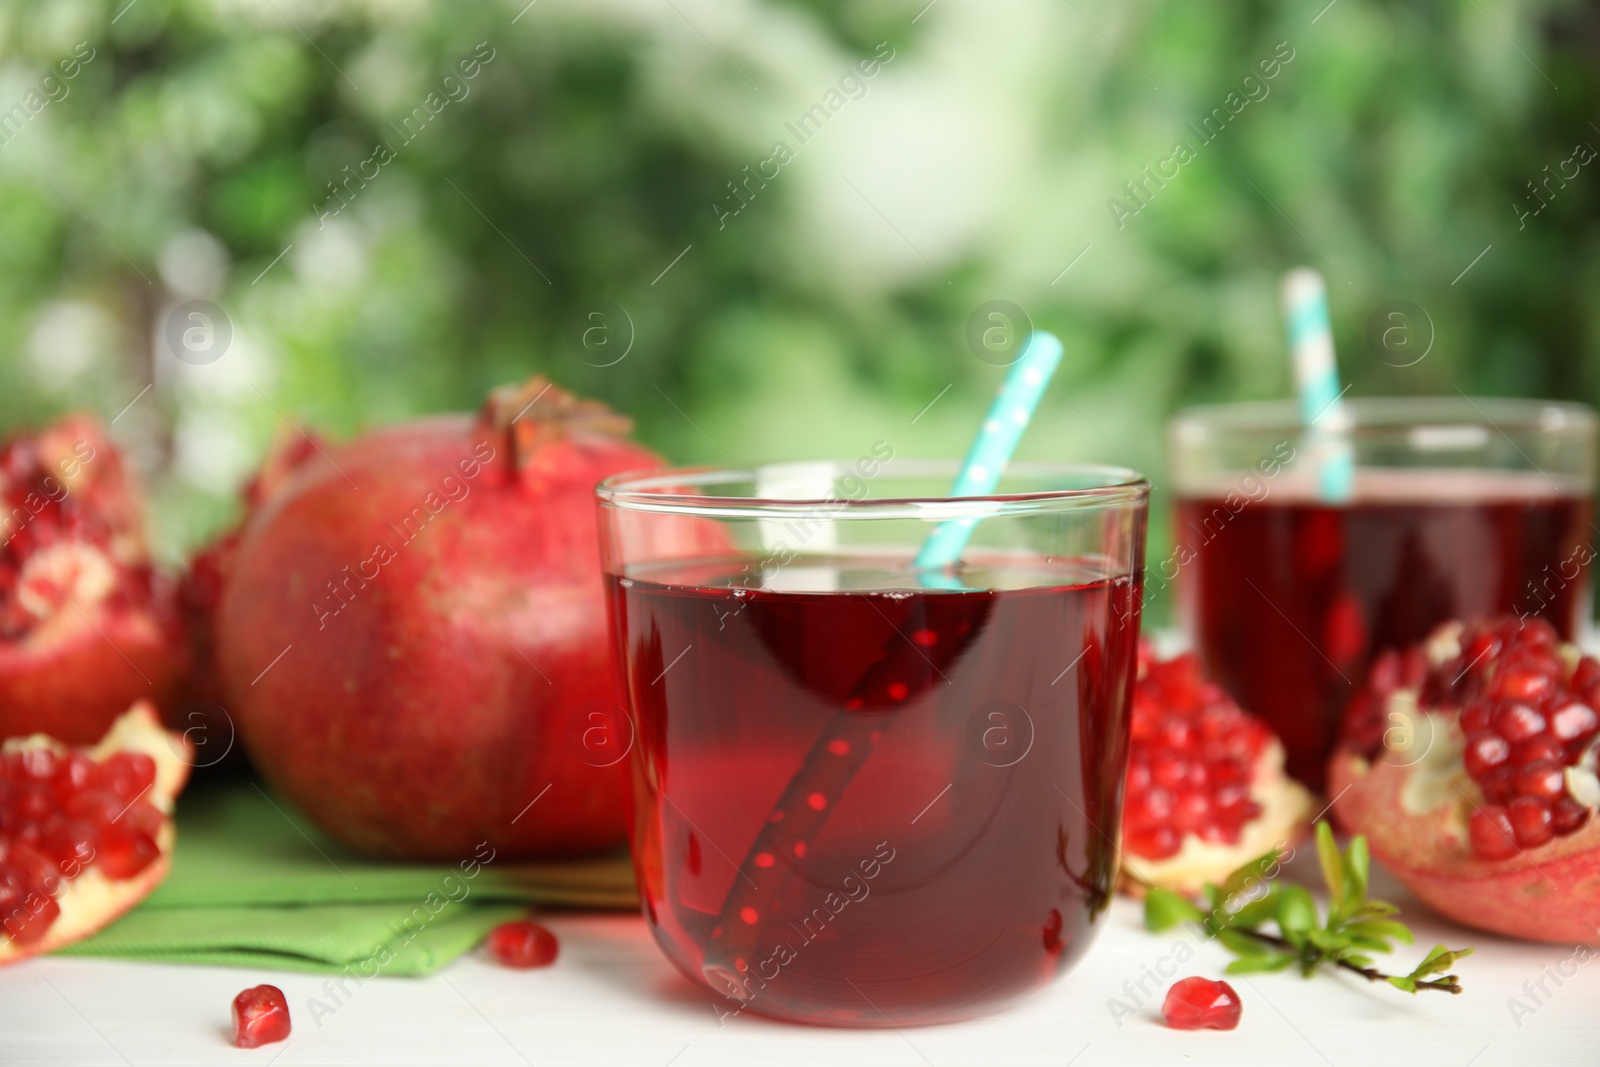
[1143, 821, 1472, 995]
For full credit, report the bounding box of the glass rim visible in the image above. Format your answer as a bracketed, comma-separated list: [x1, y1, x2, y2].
[1170, 396, 1597, 439]
[595, 459, 1149, 519]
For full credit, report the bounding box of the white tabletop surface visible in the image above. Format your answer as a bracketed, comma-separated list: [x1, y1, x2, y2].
[2, 854, 1595, 1067]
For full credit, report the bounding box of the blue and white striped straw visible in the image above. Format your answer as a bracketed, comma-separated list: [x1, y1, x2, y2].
[1282, 268, 1354, 502]
[915, 330, 1065, 574]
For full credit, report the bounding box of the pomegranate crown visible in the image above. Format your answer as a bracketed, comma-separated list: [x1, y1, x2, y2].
[480, 375, 633, 469]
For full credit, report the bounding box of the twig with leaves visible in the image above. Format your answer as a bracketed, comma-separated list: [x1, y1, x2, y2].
[1144, 821, 1473, 995]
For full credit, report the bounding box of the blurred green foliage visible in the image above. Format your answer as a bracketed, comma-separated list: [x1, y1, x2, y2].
[0, 0, 1594, 620]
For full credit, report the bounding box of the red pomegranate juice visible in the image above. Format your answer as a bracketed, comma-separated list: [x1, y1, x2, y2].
[1177, 470, 1593, 790]
[606, 554, 1140, 1026]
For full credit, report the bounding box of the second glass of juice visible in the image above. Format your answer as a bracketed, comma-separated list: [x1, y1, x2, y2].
[1169, 397, 1596, 791]
[596, 460, 1148, 1026]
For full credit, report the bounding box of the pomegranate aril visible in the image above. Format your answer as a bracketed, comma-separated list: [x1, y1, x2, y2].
[96, 829, 159, 879]
[1478, 765, 1516, 804]
[1508, 736, 1565, 768]
[1127, 824, 1181, 859]
[2, 892, 60, 945]
[1513, 760, 1567, 801]
[38, 818, 97, 870]
[1494, 669, 1552, 703]
[1572, 656, 1600, 694]
[1549, 702, 1599, 742]
[1462, 733, 1510, 777]
[1507, 796, 1555, 848]
[1459, 701, 1493, 734]
[1491, 703, 1547, 743]
[1551, 795, 1591, 836]
[232, 984, 291, 1048]
[1162, 976, 1241, 1031]
[1468, 805, 1520, 861]
[99, 752, 156, 802]
[120, 800, 163, 837]
[485, 919, 560, 968]
[1153, 755, 1188, 788]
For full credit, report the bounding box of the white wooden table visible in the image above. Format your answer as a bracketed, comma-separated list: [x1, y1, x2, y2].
[2, 858, 1595, 1067]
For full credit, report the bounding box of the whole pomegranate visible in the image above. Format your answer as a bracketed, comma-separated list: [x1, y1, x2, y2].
[216, 377, 662, 859]
[1331, 617, 1600, 945]
[1121, 645, 1311, 894]
[0, 415, 188, 743]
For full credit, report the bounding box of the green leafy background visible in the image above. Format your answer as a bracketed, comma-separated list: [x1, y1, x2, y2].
[0, 0, 1594, 621]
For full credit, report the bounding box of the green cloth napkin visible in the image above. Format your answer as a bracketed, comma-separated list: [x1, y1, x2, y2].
[57, 779, 638, 976]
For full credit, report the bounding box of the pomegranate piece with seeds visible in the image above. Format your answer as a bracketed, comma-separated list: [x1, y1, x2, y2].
[1120, 646, 1312, 894]
[0, 415, 189, 744]
[0, 703, 190, 965]
[1331, 617, 1600, 945]
[231, 984, 291, 1048]
[1162, 976, 1242, 1031]
[485, 919, 559, 969]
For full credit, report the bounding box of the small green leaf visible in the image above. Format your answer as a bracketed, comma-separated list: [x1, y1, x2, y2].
[1218, 928, 1271, 956]
[1219, 849, 1281, 902]
[1144, 887, 1202, 931]
[1276, 884, 1317, 943]
[1343, 834, 1370, 906]
[1307, 927, 1351, 952]
[1226, 953, 1297, 975]
[1347, 899, 1400, 921]
[1343, 953, 1374, 969]
[1230, 891, 1280, 929]
[1387, 975, 1419, 994]
[1316, 821, 1345, 915]
[1347, 936, 1396, 954]
[1409, 945, 1474, 980]
[1346, 920, 1414, 946]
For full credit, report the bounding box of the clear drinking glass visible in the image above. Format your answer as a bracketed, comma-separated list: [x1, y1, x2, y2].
[1168, 397, 1597, 790]
[595, 459, 1149, 1026]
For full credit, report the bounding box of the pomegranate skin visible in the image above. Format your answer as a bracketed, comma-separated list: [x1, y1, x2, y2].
[0, 604, 187, 745]
[1330, 746, 1600, 946]
[217, 379, 665, 859]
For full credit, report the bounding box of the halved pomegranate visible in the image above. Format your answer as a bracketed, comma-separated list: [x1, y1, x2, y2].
[1331, 617, 1600, 945]
[1121, 646, 1313, 894]
[0, 702, 190, 964]
[0, 415, 188, 743]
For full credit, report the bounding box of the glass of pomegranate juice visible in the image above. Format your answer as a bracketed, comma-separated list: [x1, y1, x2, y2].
[596, 460, 1148, 1026]
[1169, 397, 1596, 791]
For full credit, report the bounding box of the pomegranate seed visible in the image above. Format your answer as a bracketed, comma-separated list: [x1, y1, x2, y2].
[1478, 765, 1516, 804]
[1507, 796, 1555, 848]
[1152, 755, 1188, 789]
[1462, 733, 1510, 777]
[98, 752, 156, 802]
[1468, 805, 1520, 861]
[1549, 702, 1600, 742]
[1521, 617, 1559, 648]
[1162, 977, 1241, 1030]
[96, 829, 159, 879]
[1491, 703, 1547, 743]
[1551, 795, 1592, 836]
[1127, 760, 1151, 792]
[1459, 701, 1493, 734]
[1126, 824, 1181, 859]
[1508, 736, 1565, 767]
[1513, 760, 1567, 801]
[2, 892, 60, 945]
[484, 919, 559, 968]
[231, 985, 291, 1049]
[1572, 656, 1600, 693]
